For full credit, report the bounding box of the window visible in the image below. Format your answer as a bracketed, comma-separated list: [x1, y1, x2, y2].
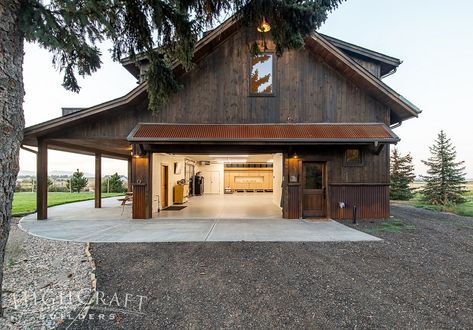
[345, 149, 362, 165]
[250, 53, 273, 95]
[304, 163, 323, 189]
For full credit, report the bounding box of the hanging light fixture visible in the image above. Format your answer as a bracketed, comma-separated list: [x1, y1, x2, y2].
[257, 17, 271, 33]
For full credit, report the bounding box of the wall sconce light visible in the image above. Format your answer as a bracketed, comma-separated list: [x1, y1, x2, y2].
[291, 151, 298, 159]
[257, 17, 271, 33]
[132, 144, 146, 158]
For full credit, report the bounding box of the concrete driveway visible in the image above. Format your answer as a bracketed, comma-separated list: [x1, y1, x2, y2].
[19, 199, 381, 243]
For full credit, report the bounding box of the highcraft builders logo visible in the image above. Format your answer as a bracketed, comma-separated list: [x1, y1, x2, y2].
[6, 288, 148, 328]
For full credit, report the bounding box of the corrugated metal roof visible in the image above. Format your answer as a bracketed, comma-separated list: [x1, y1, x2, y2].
[128, 123, 399, 144]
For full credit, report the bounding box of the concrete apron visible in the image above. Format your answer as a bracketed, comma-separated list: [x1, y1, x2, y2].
[19, 199, 381, 243]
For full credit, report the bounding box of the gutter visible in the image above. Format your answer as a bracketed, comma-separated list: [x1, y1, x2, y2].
[389, 121, 402, 129]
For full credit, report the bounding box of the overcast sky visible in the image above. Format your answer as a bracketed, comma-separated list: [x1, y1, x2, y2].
[20, 0, 473, 178]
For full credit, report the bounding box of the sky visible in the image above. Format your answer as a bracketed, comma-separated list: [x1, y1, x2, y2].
[20, 0, 473, 178]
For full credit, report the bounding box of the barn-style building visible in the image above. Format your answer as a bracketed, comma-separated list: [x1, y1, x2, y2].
[23, 17, 420, 220]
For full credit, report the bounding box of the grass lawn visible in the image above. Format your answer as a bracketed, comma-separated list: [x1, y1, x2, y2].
[394, 182, 473, 217]
[12, 192, 123, 215]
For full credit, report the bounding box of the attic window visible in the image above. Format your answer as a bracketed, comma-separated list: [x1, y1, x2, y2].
[250, 53, 273, 95]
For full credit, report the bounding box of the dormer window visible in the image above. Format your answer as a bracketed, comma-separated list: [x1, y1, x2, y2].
[250, 53, 274, 95]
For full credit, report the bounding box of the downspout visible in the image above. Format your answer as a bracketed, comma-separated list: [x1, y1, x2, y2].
[21, 145, 38, 154]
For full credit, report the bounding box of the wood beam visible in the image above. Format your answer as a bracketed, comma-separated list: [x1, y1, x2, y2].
[37, 138, 48, 220]
[95, 153, 102, 208]
[131, 155, 152, 219]
[46, 140, 130, 160]
[128, 158, 132, 192]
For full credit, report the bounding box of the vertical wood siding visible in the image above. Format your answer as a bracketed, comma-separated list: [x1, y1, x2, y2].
[132, 184, 147, 219]
[287, 185, 301, 219]
[51, 28, 389, 142]
[329, 184, 390, 219]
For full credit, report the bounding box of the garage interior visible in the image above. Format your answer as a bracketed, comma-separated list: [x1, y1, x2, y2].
[152, 153, 283, 219]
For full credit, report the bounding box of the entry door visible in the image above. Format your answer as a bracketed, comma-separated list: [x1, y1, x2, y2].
[204, 171, 221, 194]
[161, 165, 169, 208]
[302, 162, 326, 218]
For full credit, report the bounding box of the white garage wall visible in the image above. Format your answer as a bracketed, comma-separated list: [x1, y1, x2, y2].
[272, 153, 283, 208]
[152, 153, 188, 212]
[196, 163, 224, 194]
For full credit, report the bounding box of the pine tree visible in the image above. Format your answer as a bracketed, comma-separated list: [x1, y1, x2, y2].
[390, 148, 416, 200]
[0, 0, 344, 315]
[66, 169, 89, 193]
[421, 130, 468, 205]
[102, 173, 126, 193]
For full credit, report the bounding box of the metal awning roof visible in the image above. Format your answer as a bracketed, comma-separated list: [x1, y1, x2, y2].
[127, 123, 399, 144]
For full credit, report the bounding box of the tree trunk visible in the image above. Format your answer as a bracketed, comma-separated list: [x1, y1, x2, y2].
[0, 0, 25, 317]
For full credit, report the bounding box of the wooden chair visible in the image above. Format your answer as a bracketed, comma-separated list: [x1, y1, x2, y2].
[118, 193, 133, 215]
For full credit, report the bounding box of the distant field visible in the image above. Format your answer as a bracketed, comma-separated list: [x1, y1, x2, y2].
[397, 182, 473, 217]
[12, 192, 123, 215]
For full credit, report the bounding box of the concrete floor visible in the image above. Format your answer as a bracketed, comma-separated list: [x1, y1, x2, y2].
[158, 193, 282, 219]
[19, 195, 381, 243]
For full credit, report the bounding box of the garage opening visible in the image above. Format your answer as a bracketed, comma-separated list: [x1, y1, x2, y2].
[151, 153, 283, 219]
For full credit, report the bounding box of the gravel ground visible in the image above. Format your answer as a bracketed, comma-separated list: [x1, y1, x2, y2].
[62, 204, 473, 329]
[0, 218, 94, 329]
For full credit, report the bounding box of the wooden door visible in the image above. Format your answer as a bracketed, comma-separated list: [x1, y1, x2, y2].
[161, 165, 169, 208]
[302, 162, 326, 218]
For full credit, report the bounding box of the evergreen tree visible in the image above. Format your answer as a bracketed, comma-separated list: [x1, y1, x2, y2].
[0, 0, 344, 315]
[390, 147, 416, 200]
[66, 169, 88, 193]
[102, 173, 126, 193]
[421, 130, 468, 205]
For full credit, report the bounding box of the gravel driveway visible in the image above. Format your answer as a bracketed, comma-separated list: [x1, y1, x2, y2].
[62, 204, 473, 329]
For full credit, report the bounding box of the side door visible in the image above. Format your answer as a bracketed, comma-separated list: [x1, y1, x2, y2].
[302, 162, 326, 218]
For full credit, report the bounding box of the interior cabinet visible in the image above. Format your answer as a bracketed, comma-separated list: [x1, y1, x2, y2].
[173, 184, 189, 204]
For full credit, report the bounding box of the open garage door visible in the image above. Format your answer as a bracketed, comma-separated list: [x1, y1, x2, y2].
[151, 153, 283, 219]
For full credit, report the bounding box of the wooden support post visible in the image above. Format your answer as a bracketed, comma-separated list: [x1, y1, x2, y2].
[131, 154, 152, 219]
[36, 138, 48, 220]
[127, 158, 132, 192]
[95, 153, 102, 208]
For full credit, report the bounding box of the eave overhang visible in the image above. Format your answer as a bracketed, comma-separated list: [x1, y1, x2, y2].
[127, 123, 400, 145]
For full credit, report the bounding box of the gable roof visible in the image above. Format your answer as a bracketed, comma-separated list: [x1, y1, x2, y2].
[24, 17, 420, 142]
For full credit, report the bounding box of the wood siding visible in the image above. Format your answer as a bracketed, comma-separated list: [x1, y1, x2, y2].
[352, 57, 381, 77]
[45, 28, 390, 145]
[282, 147, 390, 219]
[329, 184, 390, 219]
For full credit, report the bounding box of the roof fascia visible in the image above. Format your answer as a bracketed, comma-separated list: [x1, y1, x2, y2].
[319, 33, 402, 68]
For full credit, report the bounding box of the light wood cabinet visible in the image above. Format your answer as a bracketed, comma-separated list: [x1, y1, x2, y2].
[224, 168, 273, 191]
[173, 184, 189, 204]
